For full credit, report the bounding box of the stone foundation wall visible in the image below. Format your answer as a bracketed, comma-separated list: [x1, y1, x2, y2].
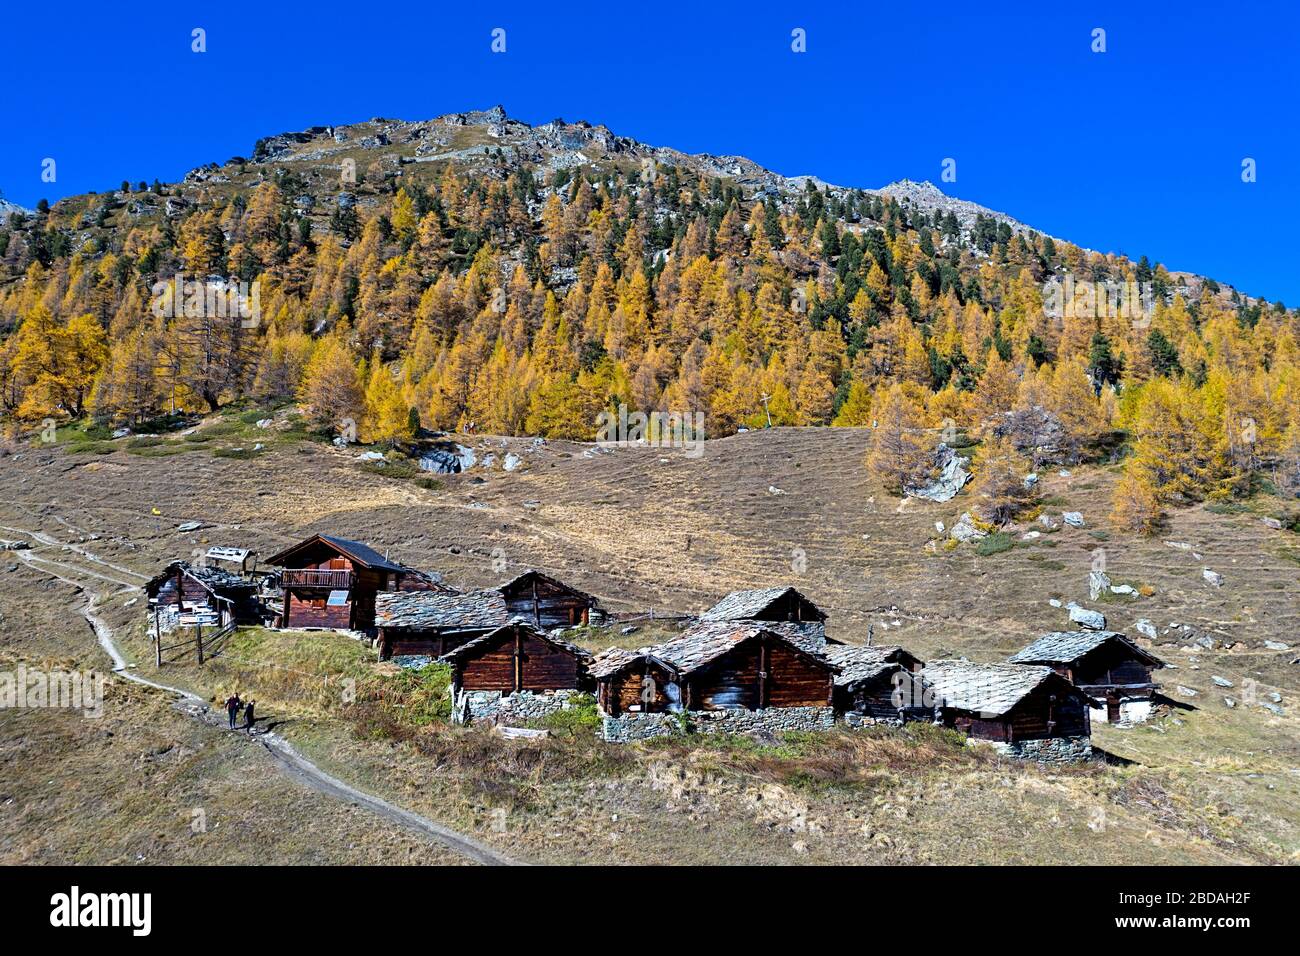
[842, 712, 904, 729]
[453, 687, 580, 726]
[601, 705, 835, 743]
[983, 735, 1093, 763]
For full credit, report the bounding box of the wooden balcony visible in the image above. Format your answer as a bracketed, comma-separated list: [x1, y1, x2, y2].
[281, 569, 354, 589]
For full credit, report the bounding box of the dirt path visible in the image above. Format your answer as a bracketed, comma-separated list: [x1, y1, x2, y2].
[10, 530, 520, 867]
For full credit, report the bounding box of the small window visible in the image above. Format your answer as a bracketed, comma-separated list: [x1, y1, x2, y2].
[326, 590, 349, 607]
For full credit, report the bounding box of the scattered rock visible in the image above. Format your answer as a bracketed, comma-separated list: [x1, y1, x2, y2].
[356, 451, 386, 462]
[503, 453, 522, 472]
[1020, 531, 1041, 540]
[1062, 512, 1085, 528]
[1058, 469, 1072, 478]
[619, 625, 639, 636]
[1202, 569, 1223, 587]
[1175, 685, 1198, 698]
[949, 512, 987, 543]
[1261, 516, 1283, 530]
[1134, 619, 1158, 640]
[1110, 584, 1136, 595]
[1165, 541, 1191, 551]
[1089, 570, 1111, 600]
[1269, 692, 1283, 703]
[768, 485, 787, 496]
[522, 500, 541, 511]
[1066, 602, 1106, 630]
[1211, 676, 1233, 688]
[1264, 640, 1290, 651]
[934, 521, 945, 533]
[1038, 513, 1059, 531]
[1261, 702, 1285, 716]
[1022, 473, 1038, 489]
[1048, 598, 1062, 608]
[1224, 697, 1236, 708]
[176, 521, 204, 532]
[1, 540, 31, 551]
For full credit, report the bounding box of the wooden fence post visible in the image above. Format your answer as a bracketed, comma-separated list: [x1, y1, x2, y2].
[154, 613, 162, 668]
[196, 622, 204, 666]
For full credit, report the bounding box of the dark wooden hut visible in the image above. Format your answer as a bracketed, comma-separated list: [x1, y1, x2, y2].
[497, 570, 604, 629]
[375, 590, 511, 659]
[438, 622, 592, 695]
[700, 586, 835, 644]
[824, 644, 930, 722]
[1008, 630, 1165, 723]
[145, 561, 261, 631]
[923, 660, 1092, 746]
[374, 570, 605, 659]
[266, 534, 447, 632]
[592, 622, 836, 716]
[590, 648, 682, 716]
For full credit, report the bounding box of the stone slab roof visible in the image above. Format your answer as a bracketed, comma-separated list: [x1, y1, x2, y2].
[642, 620, 836, 677]
[1008, 630, 1163, 668]
[824, 644, 908, 687]
[436, 623, 591, 666]
[375, 589, 509, 630]
[701, 586, 827, 623]
[923, 661, 1057, 717]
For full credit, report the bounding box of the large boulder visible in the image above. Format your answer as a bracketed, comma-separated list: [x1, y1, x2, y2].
[993, 405, 1070, 464]
[1066, 602, 1106, 630]
[907, 443, 970, 502]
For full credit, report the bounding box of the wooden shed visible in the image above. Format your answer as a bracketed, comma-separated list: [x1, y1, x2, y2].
[700, 586, 835, 644]
[1007, 630, 1165, 724]
[145, 561, 261, 632]
[375, 590, 510, 659]
[824, 644, 930, 722]
[923, 660, 1092, 746]
[266, 534, 448, 632]
[590, 648, 682, 716]
[438, 622, 592, 695]
[592, 621, 836, 715]
[497, 570, 604, 629]
[374, 570, 605, 660]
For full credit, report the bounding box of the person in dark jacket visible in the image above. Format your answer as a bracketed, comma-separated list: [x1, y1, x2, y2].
[244, 699, 256, 735]
[224, 694, 242, 730]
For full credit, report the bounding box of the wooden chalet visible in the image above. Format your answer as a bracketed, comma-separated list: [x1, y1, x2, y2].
[701, 586, 835, 644]
[266, 534, 449, 632]
[374, 570, 605, 660]
[823, 644, 930, 722]
[438, 622, 593, 695]
[923, 660, 1091, 746]
[591, 621, 837, 716]
[145, 561, 261, 632]
[1007, 631, 1165, 724]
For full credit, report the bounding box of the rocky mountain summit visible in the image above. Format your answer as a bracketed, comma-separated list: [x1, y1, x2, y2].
[0, 197, 32, 220]
[233, 105, 1038, 234]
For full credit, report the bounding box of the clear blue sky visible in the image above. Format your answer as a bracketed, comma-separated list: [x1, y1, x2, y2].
[2, 1, 1297, 302]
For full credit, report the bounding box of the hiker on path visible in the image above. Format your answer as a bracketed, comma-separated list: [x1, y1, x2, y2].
[224, 693, 242, 730]
[244, 699, 256, 735]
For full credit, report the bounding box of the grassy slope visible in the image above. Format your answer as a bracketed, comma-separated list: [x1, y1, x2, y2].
[1, 419, 1297, 864]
